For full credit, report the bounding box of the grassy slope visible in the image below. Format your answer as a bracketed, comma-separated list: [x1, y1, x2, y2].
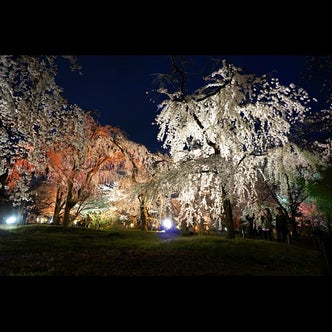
[0, 224, 327, 276]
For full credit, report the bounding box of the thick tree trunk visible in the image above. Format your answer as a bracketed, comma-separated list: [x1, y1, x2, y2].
[17, 205, 26, 225]
[52, 187, 64, 225]
[63, 204, 72, 226]
[63, 182, 76, 226]
[223, 198, 235, 239]
[140, 206, 148, 231]
[138, 193, 148, 231]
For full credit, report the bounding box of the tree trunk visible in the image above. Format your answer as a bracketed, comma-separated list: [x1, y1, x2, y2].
[138, 193, 148, 231]
[63, 182, 76, 226]
[223, 197, 235, 239]
[290, 206, 299, 239]
[140, 206, 148, 231]
[52, 187, 64, 225]
[18, 205, 26, 225]
[199, 218, 204, 235]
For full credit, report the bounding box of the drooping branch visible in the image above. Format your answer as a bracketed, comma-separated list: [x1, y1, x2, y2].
[192, 111, 221, 155]
[170, 56, 186, 100]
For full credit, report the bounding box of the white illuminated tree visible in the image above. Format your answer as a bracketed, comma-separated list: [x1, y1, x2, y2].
[151, 58, 326, 238]
[0, 55, 86, 213]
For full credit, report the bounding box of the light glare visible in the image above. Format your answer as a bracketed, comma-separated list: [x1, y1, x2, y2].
[162, 218, 173, 230]
[6, 216, 16, 224]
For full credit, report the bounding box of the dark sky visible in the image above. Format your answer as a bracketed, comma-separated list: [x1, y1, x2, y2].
[56, 55, 309, 153]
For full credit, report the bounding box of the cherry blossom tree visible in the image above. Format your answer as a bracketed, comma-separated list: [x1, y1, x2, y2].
[40, 112, 170, 227]
[0, 55, 83, 214]
[150, 58, 326, 239]
[102, 134, 171, 231]
[0, 55, 171, 227]
[41, 113, 98, 225]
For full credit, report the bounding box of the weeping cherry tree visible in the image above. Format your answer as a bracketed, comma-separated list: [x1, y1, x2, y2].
[147, 58, 325, 239]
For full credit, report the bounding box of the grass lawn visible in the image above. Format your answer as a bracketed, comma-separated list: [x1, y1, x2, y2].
[0, 224, 328, 277]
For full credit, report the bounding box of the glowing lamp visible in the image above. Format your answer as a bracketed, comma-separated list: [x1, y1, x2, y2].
[162, 218, 173, 230]
[6, 216, 17, 224]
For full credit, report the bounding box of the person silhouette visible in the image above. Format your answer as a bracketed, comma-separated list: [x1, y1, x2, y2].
[261, 208, 273, 240]
[275, 207, 289, 243]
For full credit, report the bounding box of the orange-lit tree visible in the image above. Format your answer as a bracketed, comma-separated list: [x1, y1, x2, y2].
[43, 112, 170, 227]
[44, 115, 131, 225]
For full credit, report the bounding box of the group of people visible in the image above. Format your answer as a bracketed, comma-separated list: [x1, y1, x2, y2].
[240, 207, 289, 243]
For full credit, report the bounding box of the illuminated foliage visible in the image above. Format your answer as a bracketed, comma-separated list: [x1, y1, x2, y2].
[0, 55, 85, 208]
[307, 166, 332, 226]
[151, 58, 327, 238]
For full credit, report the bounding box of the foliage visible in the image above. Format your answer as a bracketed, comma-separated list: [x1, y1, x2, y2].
[307, 165, 332, 225]
[0, 55, 170, 226]
[1, 55, 330, 236]
[149, 58, 326, 236]
[0, 55, 85, 208]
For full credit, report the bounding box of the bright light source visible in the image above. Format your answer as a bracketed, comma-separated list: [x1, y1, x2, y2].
[6, 216, 17, 224]
[162, 218, 173, 230]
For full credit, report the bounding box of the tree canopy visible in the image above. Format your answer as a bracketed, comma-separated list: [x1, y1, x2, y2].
[148, 58, 329, 237]
[1, 55, 330, 236]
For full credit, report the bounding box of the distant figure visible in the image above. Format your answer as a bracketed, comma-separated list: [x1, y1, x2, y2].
[245, 213, 255, 238]
[261, 208, 273, 240]
[275, 207, 289, 243]
[254, 213, 263, 239]
[188, 222, 195, 235]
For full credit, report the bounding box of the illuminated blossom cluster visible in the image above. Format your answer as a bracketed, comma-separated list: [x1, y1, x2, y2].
[0, 55, 87, 206]
[151, 59, 326, 232]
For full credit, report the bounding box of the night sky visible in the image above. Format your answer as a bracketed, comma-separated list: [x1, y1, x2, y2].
[56, 55, 310, 153]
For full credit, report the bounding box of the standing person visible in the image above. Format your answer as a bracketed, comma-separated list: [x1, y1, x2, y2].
[275, 207, 289, 243]
[245, 213, 255, 238]
[254, 213, 263, 239]
[261, 208, 273, 240]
